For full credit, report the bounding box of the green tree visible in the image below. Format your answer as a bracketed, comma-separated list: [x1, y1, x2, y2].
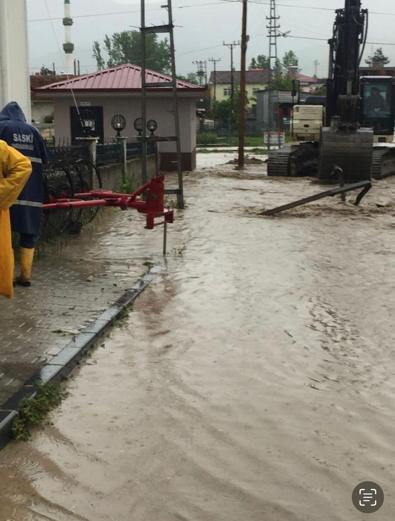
[249, 54, 270, 69]
[249, 51, 298, 90]
[177, 72, 199, 84]
[365, 47, 390, 68]
[40, 66, 55, 76]
[93, 31, 171, 73]
[93, 41, 105, 70]
[211, 89, 248, 128]
[282, 50, 299, 71]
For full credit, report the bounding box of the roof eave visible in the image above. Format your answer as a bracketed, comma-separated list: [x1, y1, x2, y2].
[33, 87, 207, 96]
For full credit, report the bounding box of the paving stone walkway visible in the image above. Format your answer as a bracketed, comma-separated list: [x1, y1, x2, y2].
[0, 206, 167, 406]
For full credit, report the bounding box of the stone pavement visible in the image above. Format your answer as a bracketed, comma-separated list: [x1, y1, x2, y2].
[0, 206, 167, 407]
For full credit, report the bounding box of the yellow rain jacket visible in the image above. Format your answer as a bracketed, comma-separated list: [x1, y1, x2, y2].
[0, 140, 32, 298]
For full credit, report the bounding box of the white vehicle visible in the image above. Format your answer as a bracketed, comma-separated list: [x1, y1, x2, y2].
[292, 105, 324, 142]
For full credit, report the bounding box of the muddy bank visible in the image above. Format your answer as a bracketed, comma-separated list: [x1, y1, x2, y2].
[0, 164, 394, 520]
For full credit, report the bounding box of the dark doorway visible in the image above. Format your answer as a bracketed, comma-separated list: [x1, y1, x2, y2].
[70, 106, 104, 144]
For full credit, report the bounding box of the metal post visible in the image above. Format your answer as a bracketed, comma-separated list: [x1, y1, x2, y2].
[140, 0, 148, 184]
[163, 220, 167, 256]
[266, 0, 281, 151]
[117, 136, 127, 185]
[168, 0, 184, 209]
[209, 57, 221, 104]
[139, 0, 184, 208]
[238, 0, 248, 169]
[223, 41, 240, 137]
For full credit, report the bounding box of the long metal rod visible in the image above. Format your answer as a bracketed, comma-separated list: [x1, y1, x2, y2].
[140, 0, 148, 183]
[262, 180, 372, 216]
[238, 0, 248, 169]
[163, 220, 167, 255]
[168, 0, 184, 209]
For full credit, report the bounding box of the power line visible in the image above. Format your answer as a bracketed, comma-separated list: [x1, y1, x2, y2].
[222, 0, 395, 16]
[28, 2, 234, 23]
[29, 0, 395, 24]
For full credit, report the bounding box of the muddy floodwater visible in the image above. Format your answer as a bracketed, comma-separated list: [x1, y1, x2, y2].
[0, 157, 394, 520]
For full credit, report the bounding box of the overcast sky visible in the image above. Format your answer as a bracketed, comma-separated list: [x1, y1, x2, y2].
[27, 0, 395, 77]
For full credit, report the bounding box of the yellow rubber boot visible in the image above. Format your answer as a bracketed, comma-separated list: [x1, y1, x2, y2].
[15, 247, 35, 287]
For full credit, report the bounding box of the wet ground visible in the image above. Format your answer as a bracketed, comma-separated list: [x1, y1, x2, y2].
[0, 152, 394, 520]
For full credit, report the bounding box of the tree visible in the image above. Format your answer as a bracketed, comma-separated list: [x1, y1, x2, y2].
[93, 41, 105, 70]
[365, 48, 390, 68]
[249, 54, 270, 69]
[282, 50, 299, 71]
[93, 31, 171, 73]
[249, 50, 299, 90]
[177, 72, 199, 84]
[211, 89, 248, 128]
[40, 66, 55, 76]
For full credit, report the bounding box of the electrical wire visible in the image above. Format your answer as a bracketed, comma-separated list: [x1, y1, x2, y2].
[222, 0, 395, 17]
[29, 1, 234, 23]
[29, 0, 395, 23]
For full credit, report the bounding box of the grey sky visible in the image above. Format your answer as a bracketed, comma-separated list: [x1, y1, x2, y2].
[27, 0, 395, 77]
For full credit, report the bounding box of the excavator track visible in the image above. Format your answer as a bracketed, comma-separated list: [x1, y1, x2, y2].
[267, 143, 320, 177]
[267, 146, 291, 176]
[371, 146, 395, 179]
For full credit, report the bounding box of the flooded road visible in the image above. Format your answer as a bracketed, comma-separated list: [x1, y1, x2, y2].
[0, 158, 394, 520]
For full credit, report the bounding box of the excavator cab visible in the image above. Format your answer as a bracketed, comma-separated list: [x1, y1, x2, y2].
[360, 76, 395, 142]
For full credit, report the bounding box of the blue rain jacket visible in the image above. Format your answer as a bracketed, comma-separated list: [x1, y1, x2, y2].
[0, 102, 48, 236]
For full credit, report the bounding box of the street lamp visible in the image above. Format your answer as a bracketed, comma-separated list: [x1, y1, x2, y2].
[111, 114, 127, 137]
[147, 119, 158, 135]
[133, 117, 144, 136]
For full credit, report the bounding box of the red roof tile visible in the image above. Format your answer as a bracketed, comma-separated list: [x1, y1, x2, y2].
[36, 64, 204, 92]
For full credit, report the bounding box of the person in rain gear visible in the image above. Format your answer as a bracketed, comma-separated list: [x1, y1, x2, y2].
[0, 141, 32, 298]
[0, 102, 48, 287]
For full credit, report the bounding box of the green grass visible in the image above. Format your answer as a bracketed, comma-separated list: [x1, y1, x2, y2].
[12, 382, 67, 441]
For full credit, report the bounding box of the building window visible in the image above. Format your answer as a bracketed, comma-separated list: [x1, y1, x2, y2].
[223, 87, 231, 96]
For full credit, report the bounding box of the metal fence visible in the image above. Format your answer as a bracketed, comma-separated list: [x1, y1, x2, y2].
[46, 141, 157, 168]
[96, 142, 156, 166]
[46, 144, 91, 162]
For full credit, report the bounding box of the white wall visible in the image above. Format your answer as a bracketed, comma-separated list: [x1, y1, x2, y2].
[52, 93, 197, 153]
[0, 0, 31, 120]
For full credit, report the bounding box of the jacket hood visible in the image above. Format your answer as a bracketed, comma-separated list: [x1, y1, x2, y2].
[0, 102, 27, 123]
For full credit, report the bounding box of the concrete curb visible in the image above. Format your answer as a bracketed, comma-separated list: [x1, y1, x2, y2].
[0, 265, 161, 450]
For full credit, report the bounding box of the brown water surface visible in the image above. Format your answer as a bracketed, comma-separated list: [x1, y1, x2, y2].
[0, 162, 394, 520]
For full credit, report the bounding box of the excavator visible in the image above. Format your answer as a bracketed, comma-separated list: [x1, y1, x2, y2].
[267, 0, 395, 181]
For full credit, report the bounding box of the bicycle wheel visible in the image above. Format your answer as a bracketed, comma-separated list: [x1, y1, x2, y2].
[73, 159, 103, 226]
[42, 162, 77, 235]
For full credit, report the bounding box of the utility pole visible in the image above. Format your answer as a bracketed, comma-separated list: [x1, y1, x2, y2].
[192, 60, 207, 86]
[238, 0, 248, 169]
[223, 40, 240, 135]
[266, 0, 281, 151]
[208, 57, 221, 103]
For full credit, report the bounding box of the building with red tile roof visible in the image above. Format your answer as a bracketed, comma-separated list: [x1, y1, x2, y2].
[34, 64, 206, 170]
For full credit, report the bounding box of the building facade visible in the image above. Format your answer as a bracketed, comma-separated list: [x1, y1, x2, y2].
[35, 64, 206, 171]
[208, 69, 269, 108]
